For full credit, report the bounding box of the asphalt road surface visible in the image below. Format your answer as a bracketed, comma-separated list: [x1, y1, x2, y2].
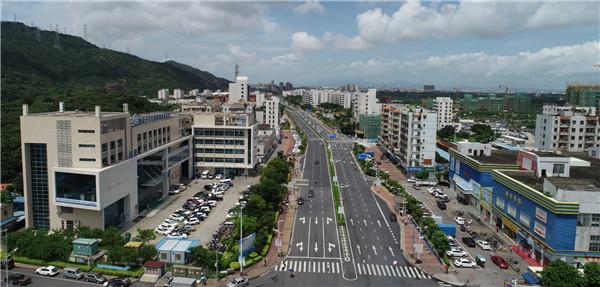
[1, 268, 103, 287]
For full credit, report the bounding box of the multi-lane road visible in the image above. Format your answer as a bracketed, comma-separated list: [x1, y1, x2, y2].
[252, 109, 437, 287]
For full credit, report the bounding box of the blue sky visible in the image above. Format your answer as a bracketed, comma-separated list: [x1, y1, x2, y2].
[2, 1, 599, 91]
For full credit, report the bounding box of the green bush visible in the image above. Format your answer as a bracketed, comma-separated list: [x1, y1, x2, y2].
[230, 261, 240, 270]
[92, 266, 144, 278]
[13, 256, 44, 266]
[244, 258, 254, 266]
[254, 255, 263, 262]
[47, 261, 93, 272]
[249, 252, 258, 258]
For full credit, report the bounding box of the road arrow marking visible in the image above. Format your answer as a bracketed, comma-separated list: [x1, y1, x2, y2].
[377, 220, 382, 228]
[372, 245, 378, 256]
[363, 219, 368, 227]
[328, 243, 336, 253]
[350, 218, 354, 226]
[314, 242, 318, 253]
[299, 217, 305, 224]
[315, 217, 319, 225]
[388, 246, 395, 257]
[326, 217, 332, 225]
[296, 242, 303, 252]
[356, 245, 362, 255]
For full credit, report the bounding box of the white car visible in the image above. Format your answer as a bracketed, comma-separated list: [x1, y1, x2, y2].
[167, 233, 188, 239]
[184, 217, 200, 225]
[454, 216, 465, 225]
[407, 177, 416, 183]
[226, 212, 236, 219]
[445, 248, 467, 257]
[155, 226, 174, 235]
[427, 187, 438, 194]
[169, 189, 181, 195]
[161, 220, 178, 228]
[170, 213, 185, 221]
[454, 258, 476, 268]
[207, 200, 217, 207]
[215, 174, 223, 180]
[200, 206, 211, 213]
[226, 276, 249, 287]
[477, 240, 492, 250]
[435, 193, 448, 200]
[36, 266, 59, 276]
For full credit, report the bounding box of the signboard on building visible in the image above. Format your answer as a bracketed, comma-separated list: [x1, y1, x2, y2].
[534, 221, 546, 238]
[535, 208, 547, 223]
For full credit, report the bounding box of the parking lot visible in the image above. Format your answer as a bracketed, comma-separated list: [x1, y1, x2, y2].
[125, 176, 260, 246]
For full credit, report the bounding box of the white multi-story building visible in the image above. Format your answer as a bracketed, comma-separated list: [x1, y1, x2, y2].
[158, 89, 169, 100]
[353, 89, 381, 120]
[380, 104, 437, 171]
[433, 97, 454, 129]
[20, 103, 192, 230]
[535, 105, 599, 152]
[256, 93, 280, 131]
[228, 76, 249, 103]
[173, 89, 184, 99]
[189, 89, 200, 97]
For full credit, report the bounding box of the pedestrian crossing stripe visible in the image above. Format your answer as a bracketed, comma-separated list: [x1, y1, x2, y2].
[275, 260, 432, 279]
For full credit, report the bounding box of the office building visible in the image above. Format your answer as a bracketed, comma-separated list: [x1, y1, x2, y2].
[535, 105, 599, 152]
[228, 76, 249, 103]
[433, 97, 454, 130]
[567, 84, 600, 108]
[379, 104, 437, 172]
[192, 105, 258, 176]
[20, 103, 192, 230]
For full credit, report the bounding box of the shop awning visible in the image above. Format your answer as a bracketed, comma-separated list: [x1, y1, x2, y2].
[453, 174, 474, 194]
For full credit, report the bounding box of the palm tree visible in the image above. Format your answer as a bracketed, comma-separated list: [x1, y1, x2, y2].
[135, 229, 156, 245]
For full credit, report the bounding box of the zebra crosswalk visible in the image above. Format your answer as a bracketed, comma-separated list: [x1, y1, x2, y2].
[274, 259, 432, 279]
[355, 263, 431, 279]
[274, 259, 341, 274]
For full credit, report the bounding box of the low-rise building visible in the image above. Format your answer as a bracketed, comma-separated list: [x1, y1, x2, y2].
[155, 238, 200, 264]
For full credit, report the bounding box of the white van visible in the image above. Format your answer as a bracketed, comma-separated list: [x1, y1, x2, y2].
[201, 170, 209, 179]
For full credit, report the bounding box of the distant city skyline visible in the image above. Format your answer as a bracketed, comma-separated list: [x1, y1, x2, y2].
[2, 1, 599, 90]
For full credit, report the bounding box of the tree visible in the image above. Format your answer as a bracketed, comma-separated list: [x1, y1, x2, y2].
[438, 125, 455, 140]
[430, 231, 450, 255]
[244, 194, 267, 217]
[190, 245, 215, 270]
[137, 245, 158, 264]
[0, 189, 16, 204]
[102, 226, 127, 247]
[135, 229, 156, 245]
[585, 262, 600, 287]
[541, 260, 584, 287]
[77, 226, 104, 239]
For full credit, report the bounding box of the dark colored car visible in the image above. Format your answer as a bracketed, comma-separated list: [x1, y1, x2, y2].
[14, 275, 32, 286]
[84, 272, 107, 284]
[314, 160, 319, 164]
[389, 213, 397, 222]
[297, 197, 305, 205]
[1, 258, 15, 269]
[108, 277, 131, 287]
[462, 237, 476, 248]
[203, 185, 213, 191]
[491, 255, 509, 269]
[436, 201, 447, 210]
[308, 190, 314, 198]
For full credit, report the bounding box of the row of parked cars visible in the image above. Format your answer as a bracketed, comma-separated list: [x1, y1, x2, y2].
[33, 266, 131, 286]
[155, 181, 233, 238]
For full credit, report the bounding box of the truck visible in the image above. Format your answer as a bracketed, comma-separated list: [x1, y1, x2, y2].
[437, 223, 456, 237]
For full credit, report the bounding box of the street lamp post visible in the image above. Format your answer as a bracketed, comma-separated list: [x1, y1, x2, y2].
[239, 204, 244, 276]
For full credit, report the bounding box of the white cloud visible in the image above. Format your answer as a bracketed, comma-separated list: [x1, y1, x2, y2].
[322, 32, 372, 50]
[271, 53, 302, 65]
[355, 1, 600, 44]
[336, 41, 600, 84]
[227, 44, 256, 62]
[294, 0, 326, 14]
[291, 32, 324, 52]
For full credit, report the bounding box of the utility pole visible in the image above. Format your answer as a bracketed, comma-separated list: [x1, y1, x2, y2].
[239, 205, 244, 276]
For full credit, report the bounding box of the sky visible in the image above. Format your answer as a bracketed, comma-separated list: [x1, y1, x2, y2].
[2, 1, 599, 91]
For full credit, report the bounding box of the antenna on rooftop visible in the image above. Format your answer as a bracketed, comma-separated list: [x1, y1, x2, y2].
[235, 63, 240, 78]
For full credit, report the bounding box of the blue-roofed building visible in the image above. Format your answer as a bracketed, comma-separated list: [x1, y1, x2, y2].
[448, 142, 519, 222]
[155, 238, 200, 264]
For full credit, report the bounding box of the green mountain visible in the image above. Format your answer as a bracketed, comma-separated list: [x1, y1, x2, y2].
[0, 21, 230, 186]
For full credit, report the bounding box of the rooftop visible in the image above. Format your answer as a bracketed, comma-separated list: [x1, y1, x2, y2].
[155, 238, 199, 253]
[502, 171, 600, 194]
[73, 238, 100, 245]
[28, 111, 126, 118]
[471, 150, 518, 164]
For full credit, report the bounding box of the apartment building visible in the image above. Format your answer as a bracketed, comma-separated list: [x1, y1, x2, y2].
[158, 89, 169, 100]
[535, 105, 599, 152]
[20, 104, 192, 230]
[192, 107, 258, 176]
[352, 89, 380, 120]
[173, 89, 184, 99]
[255, 93, 280, 131]
[380, 104, 437, 172]
[433, 97, 454, 130]
[228, 76, 249, 103]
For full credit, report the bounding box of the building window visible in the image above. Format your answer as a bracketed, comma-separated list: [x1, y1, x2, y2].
[110, 141, 116, 150]
[592, 214, 600, 227]
[102, 157, 108, 167]
[79, 158, 96, 162]
[79, 144, 95, 148]
[78, 129, 95, 133]
[553, 164, 564, 174]
[102, 143, 107, 152]
[161, 253, 167, 260]
[118, 152, 123, 161]
[117, 139, 123, 147]
[175, 253, 181, 261]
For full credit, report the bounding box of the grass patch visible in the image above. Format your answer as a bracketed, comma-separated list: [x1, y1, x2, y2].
[326, 144, 346, 226]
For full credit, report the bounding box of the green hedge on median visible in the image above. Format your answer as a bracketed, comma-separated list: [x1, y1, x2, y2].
[91, 266, 144, 278]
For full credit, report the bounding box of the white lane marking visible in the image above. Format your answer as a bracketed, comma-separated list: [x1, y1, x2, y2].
[397, 266, 403, 277]
[385, 265, 392, 277]
[404, 266, 412, 278]
[408, 266, 416, 278]
[366, 264, 372, 275]
[303, 261, 307, 272]
[415, 268, 422, 279]
[375, 265, 382, 276]
[336, 262, 340, 273]
[389, 265, 397, 277]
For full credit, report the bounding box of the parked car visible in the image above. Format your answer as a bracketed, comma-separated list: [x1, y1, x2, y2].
[108, 277, 131, 287]
[445, 248, 467, 257]
[14, 275, 32, 286]
[454, 217, 465, 225]
[477, 240, 492, 250]
[215, 174, 223, 180]
[407, 177, 416, 183]
[436, 193, 449, 201]
[226, 277, 249, 287]
[454, 258, 476, 268]
[1, 257, 15, 269]
[168, 188, 181, 195]
[161, 220, 178, 228]
[155, 226, 174, 235]
[436, 201, 447, 210]
[167, 233, 188, 239]
[490, 255, 509, 269]
[184, 218, 200, 225]
[183, 225, 196, 232]
[462, 237, 476, 247]
[427, 187, 439, 194]
[36, 266, 59, 276]
[83, 272, 107, 284]
[298, 197, 305, 205]
[203, 185, 213, 191]
[207, 200, 217, 207]
[170, 214, 185, 221]
[199, 206, 211, 213]
[63, 267, 84, 280]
